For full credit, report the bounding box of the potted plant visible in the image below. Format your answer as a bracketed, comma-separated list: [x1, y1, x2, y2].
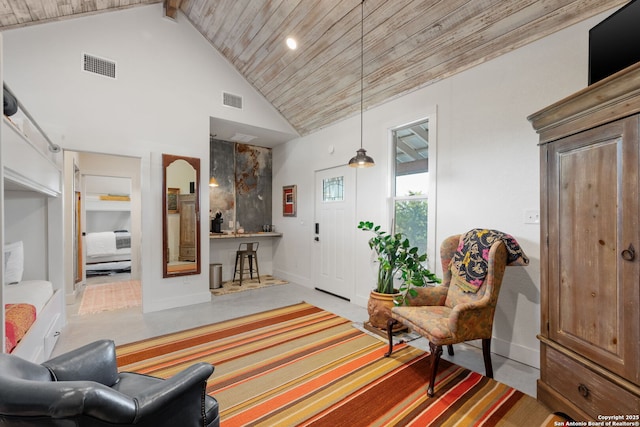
[358, 220, 440, 329]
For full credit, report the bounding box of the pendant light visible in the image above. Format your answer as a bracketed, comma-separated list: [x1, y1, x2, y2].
[348, 0, 375, 168]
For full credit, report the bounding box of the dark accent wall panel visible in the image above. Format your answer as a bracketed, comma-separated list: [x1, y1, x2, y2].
[209, 139, 272, 234]
[235, 143, 272, 233]
[210, 139, 235, 232]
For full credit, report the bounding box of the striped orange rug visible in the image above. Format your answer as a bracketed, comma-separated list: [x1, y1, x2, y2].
[116, 302, 564, 427]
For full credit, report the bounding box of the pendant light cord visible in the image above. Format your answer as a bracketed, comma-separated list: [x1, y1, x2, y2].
[348, 0, 374, 167]
[360, 0, 364, 150]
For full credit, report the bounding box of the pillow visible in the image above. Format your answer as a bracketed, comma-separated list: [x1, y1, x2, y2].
[4, 241, 24, 285]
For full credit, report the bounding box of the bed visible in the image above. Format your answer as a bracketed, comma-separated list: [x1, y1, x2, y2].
[3, 280, 60, 361]
[2, 87, 65, 363]
[85, 230, 131, 274]
[4, 280, 53, 352]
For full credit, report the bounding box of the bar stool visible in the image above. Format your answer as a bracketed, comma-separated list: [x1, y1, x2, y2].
[233, 242, 260, 285]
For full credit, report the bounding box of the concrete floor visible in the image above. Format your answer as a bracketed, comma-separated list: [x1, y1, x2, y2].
[54, 281, 539, 397]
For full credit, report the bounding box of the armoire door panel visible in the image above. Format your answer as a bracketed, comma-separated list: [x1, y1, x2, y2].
[547, 117, 639, 382]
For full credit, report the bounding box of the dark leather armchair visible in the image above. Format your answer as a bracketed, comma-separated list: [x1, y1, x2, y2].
[0, 339, 220, 427]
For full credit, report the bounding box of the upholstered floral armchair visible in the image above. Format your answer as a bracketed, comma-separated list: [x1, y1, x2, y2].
[385, 230, 528, 397]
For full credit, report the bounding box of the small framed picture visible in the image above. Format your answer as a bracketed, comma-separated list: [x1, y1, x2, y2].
[283, 185, 297, 217]
[167, 188, 180, 213]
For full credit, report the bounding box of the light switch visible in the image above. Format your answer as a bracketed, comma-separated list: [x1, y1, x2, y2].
[524, 210, 540, 224]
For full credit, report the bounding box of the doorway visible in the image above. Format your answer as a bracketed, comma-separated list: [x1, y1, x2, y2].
[313, 165, 356, 300]
[65, 151, 142, 316]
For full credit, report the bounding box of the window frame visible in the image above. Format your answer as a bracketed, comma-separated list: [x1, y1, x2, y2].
[389, 113, 437, 271]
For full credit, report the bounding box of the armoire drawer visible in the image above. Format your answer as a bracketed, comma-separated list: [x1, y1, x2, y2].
[544, 346, 638, 419]
[180, 247, 196, 258]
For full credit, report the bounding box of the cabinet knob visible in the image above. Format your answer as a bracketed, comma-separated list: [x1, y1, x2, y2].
[621, 243, 635, 261]
[578, 383, 590, 398]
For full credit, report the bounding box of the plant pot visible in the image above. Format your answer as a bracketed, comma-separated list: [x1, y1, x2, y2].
[367, 290, 403, 330]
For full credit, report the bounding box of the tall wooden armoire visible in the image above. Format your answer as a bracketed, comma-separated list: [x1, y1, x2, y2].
[528, 63, 640, 420]
[178, 194, 197, 262]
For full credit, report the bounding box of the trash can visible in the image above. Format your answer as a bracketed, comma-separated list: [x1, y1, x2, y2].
[210, 263, 222, 289]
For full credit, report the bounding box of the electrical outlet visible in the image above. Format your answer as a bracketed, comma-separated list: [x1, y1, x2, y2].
[524, 209, 540, 224]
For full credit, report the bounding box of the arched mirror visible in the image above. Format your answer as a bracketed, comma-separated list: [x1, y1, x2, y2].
[162, 154, 201, 278]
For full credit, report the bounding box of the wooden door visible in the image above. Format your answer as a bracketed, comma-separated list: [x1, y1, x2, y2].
[546, 115, 639, 383]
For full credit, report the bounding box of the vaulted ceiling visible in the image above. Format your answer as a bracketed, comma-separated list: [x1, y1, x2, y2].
[0, 0, 628, 136]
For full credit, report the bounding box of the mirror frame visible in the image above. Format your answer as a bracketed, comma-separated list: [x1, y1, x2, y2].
[162, 154, 201, 278]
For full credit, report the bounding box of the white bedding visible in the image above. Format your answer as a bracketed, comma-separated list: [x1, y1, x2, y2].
[86, 231, 118, 257]
[86, 247, 131, 262]
[85, 260, 131, 271]
[86, 231, 131, 258]
[4, 280, 54, 313]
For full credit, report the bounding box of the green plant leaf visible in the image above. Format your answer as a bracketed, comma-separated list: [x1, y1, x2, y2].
[358, 220, 440, 300]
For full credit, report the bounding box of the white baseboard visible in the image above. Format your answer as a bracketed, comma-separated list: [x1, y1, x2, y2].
[352, 294, 368, 308]
[466, 337, 540, 369]
[272, 268, 311, 288]
[270, 269, 540, 368]
[494, 336, 539, 369]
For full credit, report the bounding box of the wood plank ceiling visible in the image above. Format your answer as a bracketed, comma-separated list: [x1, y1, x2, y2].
[0, 0, 629, 136]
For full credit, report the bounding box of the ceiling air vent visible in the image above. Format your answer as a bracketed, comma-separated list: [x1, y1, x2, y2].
[222, 92, 243, 109]
[83, 53, 116, 79]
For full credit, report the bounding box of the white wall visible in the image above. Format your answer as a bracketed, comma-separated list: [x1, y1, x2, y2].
[1, 2, 618, 366]
[2, 4, 296, 312]
[272, 10, 616, 368]
[85, 175, 131, 195]
[4, 192, 48, 281]
[85, 175, 132, 233]
[62, 150, 80, 301]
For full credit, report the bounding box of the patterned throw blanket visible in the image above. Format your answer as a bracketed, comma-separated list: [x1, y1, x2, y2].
[451, 229, 529, 293]
[5, 303, 36, 353]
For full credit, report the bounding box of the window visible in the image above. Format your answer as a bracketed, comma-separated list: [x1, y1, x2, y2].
[392, 119, 429, 259]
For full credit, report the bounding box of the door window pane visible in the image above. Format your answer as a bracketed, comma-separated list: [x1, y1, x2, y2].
[323, 176, 344, 201]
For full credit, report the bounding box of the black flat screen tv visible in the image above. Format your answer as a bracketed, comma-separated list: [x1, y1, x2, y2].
[588, 0, 640, 85]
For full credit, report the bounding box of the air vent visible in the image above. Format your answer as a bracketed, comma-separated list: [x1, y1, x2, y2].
[222, 92, 243, 109]
[83, 53, 116, 79]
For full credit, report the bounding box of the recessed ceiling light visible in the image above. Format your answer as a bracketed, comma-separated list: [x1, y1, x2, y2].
[286, 37, 297, 50]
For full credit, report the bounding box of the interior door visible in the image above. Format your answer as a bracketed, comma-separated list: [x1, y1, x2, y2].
[313, 165, 356, 300]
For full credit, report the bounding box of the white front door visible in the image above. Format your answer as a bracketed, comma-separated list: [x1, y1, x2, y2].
[313, 166, 356, 300]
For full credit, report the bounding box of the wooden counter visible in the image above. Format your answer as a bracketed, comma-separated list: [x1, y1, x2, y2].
[210, 232, 282, 239]
[209, 232, 282, 281]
